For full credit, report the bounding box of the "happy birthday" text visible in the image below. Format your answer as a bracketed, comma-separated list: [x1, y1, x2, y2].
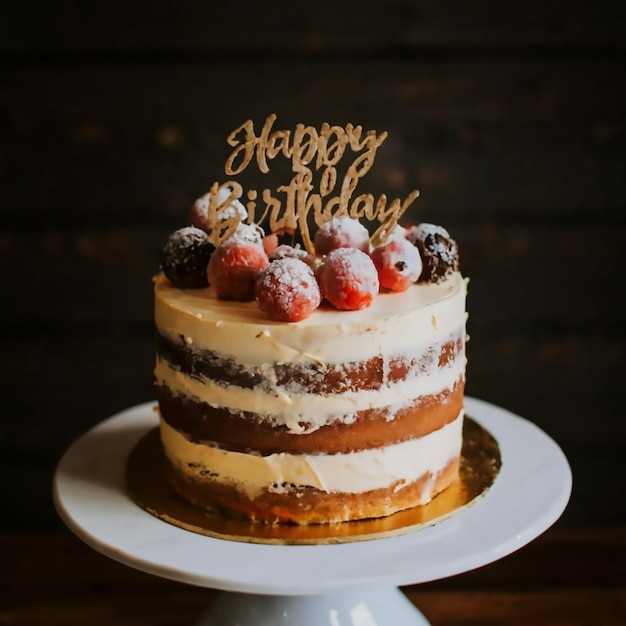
[206, 114, 420, 253]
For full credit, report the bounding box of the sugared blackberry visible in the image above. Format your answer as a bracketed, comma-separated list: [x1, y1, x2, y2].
[406, 223, 460, 283]
[159, 226, 215, 289]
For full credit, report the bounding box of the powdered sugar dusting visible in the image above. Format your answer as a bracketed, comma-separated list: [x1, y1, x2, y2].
[408, 223, 450, 241]
[317, 247, 380, 310]
[159, 226, 214, 288]
[389, 224, 409, 241]
[328, 247, 380, 293]
[263, 258, 318, 297]
[269, 244, 309, 261]
[166, 226, 209, 251]
[194, 188, 248, 222]
[314, 216, 371, 254]
[371, 237, 423, 291]
[224, 223, 265, 247]
[256, 257, 322, 322]
[405, 223, 459, 283]
[430, 238, 458, 265]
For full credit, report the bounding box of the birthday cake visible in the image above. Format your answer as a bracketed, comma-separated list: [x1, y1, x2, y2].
[154, 116, 468, 524]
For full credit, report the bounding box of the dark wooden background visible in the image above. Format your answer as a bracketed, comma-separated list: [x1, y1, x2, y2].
[2, 1, 625, 537]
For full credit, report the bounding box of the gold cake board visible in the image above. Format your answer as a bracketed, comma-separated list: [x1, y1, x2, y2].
[126, 417, 501, 545]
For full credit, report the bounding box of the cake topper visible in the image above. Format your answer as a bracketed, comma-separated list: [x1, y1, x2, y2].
[206, 114, 420, 254]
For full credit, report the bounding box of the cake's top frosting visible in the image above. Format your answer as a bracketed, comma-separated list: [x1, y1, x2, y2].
[155, 270, 465, 329]
[154, 270, 467, 367]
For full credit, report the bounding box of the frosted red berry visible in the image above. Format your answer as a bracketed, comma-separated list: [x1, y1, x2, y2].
[316, 247, 379, 311]
[406, 223, 459, 283]
[207, 241, 269, 301]
[159, 226, 215, 289]
[314, 217, 371, 255]
[262, 233, 279, 258]
[370, 237, 423, 292]
[188, 190, 247, 234]
[255, 258, 322, 322]
[188, 199, 210, 232]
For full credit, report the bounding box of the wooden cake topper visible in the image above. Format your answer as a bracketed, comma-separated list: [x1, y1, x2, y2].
[206, 114, 420, 254]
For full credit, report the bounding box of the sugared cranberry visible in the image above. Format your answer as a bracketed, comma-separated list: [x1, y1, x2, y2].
[406, 223, 459, 283]
[370, 237, 423, 292]
[316, 247, 379, 311]
[262, 233, 279, 258]
[229, 222, 265, 247]
[255, 258, 322, 322]
[314, 216, 371, 255]
[188, 189, 247, 234]
[388, 224, 409, 241]
[207, 240, 269, 301]
[159, 226, 215, 289]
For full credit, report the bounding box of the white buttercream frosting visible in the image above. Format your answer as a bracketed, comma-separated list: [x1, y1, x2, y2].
[154, 271, 467, 367]
[160, 411, 463, 497]
[154, 358, 465, 432]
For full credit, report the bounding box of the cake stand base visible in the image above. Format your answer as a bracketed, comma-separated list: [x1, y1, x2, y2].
[196, 587, 428, 625]
[53, 397, 572, 626]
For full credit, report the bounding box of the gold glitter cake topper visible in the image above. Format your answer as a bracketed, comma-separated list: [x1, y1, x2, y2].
[206, 114, 420, 254]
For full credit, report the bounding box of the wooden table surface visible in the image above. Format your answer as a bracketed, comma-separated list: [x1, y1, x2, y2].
[3, 526, 626, 625]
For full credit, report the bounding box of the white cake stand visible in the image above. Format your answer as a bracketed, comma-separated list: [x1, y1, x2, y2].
[53, 397, 572, 625]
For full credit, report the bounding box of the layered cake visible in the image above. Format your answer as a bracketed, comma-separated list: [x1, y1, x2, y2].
[153, 116, 468, 525]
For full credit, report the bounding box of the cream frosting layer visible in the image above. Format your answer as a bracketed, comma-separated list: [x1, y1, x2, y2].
[160, 411, 463, 497]
[155, 357, 465, 432]
[154, 272, 467, 367]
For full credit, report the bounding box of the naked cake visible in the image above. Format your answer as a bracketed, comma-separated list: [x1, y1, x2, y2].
[154, 115, 468, 524]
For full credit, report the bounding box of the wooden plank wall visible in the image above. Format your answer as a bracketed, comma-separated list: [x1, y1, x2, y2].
[1, 1, 625, 531]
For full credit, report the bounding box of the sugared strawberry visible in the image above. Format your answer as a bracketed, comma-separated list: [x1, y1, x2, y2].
[188, 188, 247, 234]
[316, 247, 379, 311]
[406, 223, 459, 283]
[207, 240, 269, 301]
[255, 258, 322, 322]
[314, 216, 370, 255]
[159, 226, 215, 289]
[370, 237, 423, 292]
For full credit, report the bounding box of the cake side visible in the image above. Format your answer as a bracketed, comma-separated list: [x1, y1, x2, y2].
[155, 271, 466, 433]
[161, 417, 463, 525]
[155, 271, 467, 523]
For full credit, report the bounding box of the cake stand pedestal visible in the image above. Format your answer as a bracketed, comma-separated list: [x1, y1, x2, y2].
[53, 397, 571, 626]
